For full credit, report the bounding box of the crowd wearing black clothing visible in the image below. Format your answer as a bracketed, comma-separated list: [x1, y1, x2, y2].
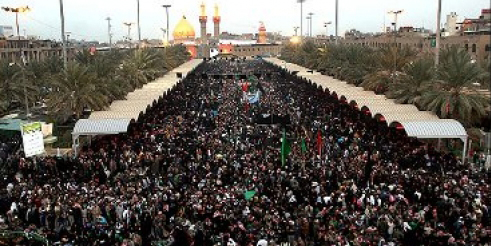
[0, 59, 490, 246]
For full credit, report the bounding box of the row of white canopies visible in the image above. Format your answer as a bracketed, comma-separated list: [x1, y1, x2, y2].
[72, 57, 470, 161]
[266, 58, 469, 161]
[72, 59, 202, 155]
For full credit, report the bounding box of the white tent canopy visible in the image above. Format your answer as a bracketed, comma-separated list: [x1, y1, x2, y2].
[394, 120, 467, 140]
[73, 119, 132, 136]
[266, 58, 469, 161]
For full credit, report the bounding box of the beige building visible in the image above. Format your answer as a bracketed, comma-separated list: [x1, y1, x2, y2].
[217, 43, 282, 57]
[338, 9, 491, 64]
[341, 33, 490, 64]
[0, 38, 76, 64]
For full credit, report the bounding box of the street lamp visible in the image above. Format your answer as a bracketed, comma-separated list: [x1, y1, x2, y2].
[435, 0, 442, 66]
[66, 31, 71, 47]
[308, 12, 314, 37]
[388, 10, 403, 87]
[306, 16, 311, 37]
[162, 5, 171, 44]
[59, 0, 68, 69]
[297, 0, 306, 39]
[2, 6, 31, 118]
[123, 22, 134, 48]
[324, 21, 332, 38]
[294, 26, 299, 36]
[106, 17, 113, 49]
[137, 0, 141, 44]
[1, 6, 30, 63]
[160, 28, 167, 45]
[335, 0, 338, 44]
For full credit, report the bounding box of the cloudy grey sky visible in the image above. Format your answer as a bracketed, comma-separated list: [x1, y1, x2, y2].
[0, 0, 489, 42]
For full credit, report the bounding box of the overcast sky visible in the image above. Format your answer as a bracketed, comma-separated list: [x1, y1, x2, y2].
[0, 0, 489, 42]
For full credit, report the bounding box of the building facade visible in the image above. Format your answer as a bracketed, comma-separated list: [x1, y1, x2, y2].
[341, 32, 490, 64]
[215, 43, 282, 57]
[0, 38, 77, 64]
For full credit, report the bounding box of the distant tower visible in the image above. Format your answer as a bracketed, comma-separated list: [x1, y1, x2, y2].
[199, 2, 209, 58]
[199, 2, 208, 42]
[444, 12, 458, 36]
[213, 3, 221, 38]
[258, 21, 267, 44]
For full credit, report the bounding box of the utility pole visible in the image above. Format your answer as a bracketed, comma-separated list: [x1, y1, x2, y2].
[59, 0, 67, 69]
[162, 5, 171, 45]
[106, 17, 112, 49]
[435, 0, 442, 66]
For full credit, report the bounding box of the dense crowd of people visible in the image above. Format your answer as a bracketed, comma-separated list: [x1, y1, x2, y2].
[0, 59, 490, 246]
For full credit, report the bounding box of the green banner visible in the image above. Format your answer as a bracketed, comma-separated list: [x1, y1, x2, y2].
[244, 190, 256, 201]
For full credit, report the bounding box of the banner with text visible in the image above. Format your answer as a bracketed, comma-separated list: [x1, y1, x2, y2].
[21, 122, 45, 158]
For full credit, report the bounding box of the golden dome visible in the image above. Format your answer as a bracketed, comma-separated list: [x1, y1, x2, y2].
[173, 16, 196, 41]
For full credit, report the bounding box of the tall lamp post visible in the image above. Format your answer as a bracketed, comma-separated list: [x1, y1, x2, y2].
[59, 0, 67, 69]
[137, 0, 141, 45]
[435, 0, 442, 66]
[160, 28, 167, 45]
[335, 0, 338, 44]
[106, 17, 113, 49]
[162, 5, 171, 45]
[306, 16, 311, 37]
[297, 0, 306, 39]
[324, 21, 332, 36]
[1, 6, 31, 117]
[388, 10, 403, 88]
[324, 21, 332, 43]
[123, 22, 134, 48]
[294, 26, 299, 36]
[308, 12, 314, 37]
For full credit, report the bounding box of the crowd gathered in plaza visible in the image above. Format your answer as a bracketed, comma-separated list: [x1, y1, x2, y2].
[0, 59, 489, 246]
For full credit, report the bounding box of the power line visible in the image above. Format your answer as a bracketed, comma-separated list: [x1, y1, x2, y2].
[24, 15, 106, 40]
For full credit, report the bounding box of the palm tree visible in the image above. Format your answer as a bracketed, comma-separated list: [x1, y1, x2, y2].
[361, 46, 416, 94]
[0, 61, 38, 110]
[162, 45, 190, 69]
[0, 61, 20, 110]
[420, 47, 490, 126]
[88, 54, 130, 102]
[47, 63, 109, 121]
[387, 56, 435, 106]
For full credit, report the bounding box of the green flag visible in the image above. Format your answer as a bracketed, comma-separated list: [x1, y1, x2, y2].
[244, 190, 256, 201]
[281, 129, 291, 166]
[301, 137, 307, 153]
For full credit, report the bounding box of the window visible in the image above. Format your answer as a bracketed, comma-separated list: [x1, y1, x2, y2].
[485, 44, 490, 52]
[464, 43, 469, 51]
[472, 44, 476, 53]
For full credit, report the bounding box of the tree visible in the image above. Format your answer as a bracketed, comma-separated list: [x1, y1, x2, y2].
[387, 56, 435, 106]
[47, 63, 109, 121]
[161, 45, 190, 70]
[0, 61, 20, 110]
[0, 61, 38, 111]
[360, 46, 416, 94]
[420, 47, 490, 126]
